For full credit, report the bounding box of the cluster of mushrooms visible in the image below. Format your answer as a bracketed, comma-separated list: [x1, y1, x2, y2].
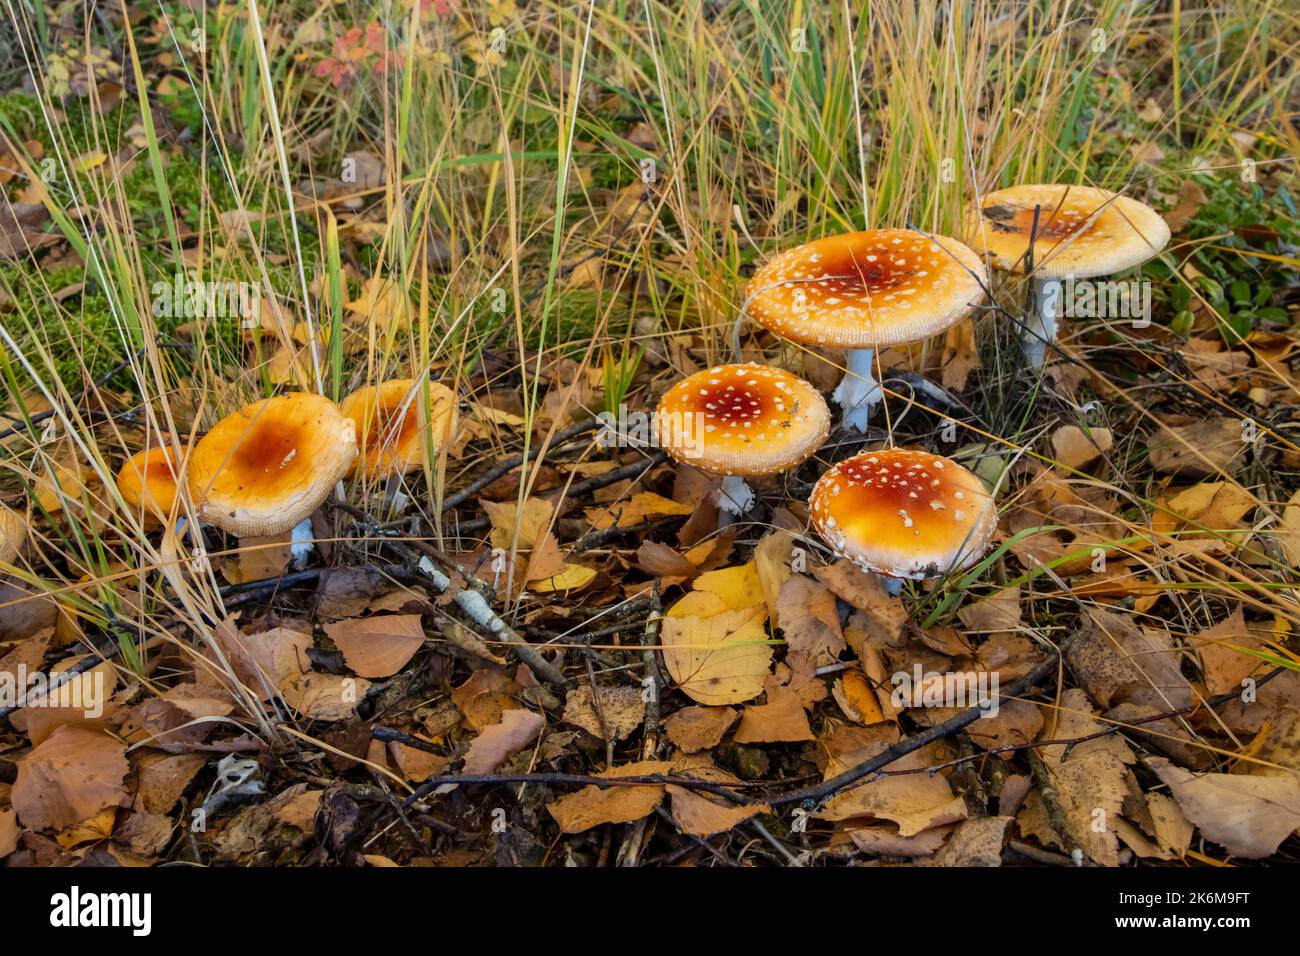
[111, 378, 456, 547]
[655, 183, 1169, 589]
[1, 184, 1169, 606]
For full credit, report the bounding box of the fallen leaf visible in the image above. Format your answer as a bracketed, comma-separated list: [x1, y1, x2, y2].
[12, 726, 129, 831]
[776, 575, 846, 671]
[1051, 425, 1113, 470]
[562, 684, 645, 742]
[666, 785, 767, 837]
[662, 705, 739, 753]
[282, 672, 371, 720]
[324, 614, 426, 678]
[482, 497, 555, 550]
[733, 678, 813, 743]
[462, 708, 545, 774]
[584, 492, 691, 531]
[1148, 757, 1300, 859]
[660, 605, 773, 706]
[547, 760, 673, 833]
[926, 816, 1011, 866]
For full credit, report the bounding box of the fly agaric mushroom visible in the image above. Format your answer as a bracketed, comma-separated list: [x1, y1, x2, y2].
[965, 184, 1170, 369]
[188, 392, 357, 537]
[655, 363, 829, 518]
[0, 502, 26, 565]
[745, 228, 986, 432]
[339, 378, 458, 478]
[116, 446, 184, 527]
[809, 448, 995, 592]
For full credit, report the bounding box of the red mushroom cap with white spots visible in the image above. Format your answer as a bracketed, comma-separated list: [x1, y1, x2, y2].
[809, 448, 996, 579]
[654, 363, 829, 477]
[745, 228, 987, 349]
[965, 184, 1170, 278]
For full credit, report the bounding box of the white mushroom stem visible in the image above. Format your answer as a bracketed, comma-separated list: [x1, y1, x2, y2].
[715, 475, 755, 524]
[832, 348, 883, 433]
[288, 518, 315, 568]
[1022, 277, 1061, 370]
[880, 575, 904, 597]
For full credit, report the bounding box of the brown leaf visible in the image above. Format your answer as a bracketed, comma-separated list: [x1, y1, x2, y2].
[776, 575, 846, 671]
[451, 667, 522, 730]
[967, 699, 1044, 752]
[562, 684, 645, 742]
[325, 614, 426, 678]
[733, 677, 813, 743]
[1039, 688, 1136, 866]
[547, 760, 673, 833]
[814, 560, 906, 645]
[1051, 425, 1113, 471]
[926, 816, 1011, 866]
[662, 705, 739, 753]
[462, 709, 545, 774]
[666, 785, 767, 837]
[133, 752, 208, 814]
[1146, 417, 1243, 477]
[1148, 757, 1300, 859]
[212, 623, 310, 700]
[12, 726, 129, 831]
[816, 725, 968, 834]
[0, 808, 18, 858]
[282, 672, 371, 720]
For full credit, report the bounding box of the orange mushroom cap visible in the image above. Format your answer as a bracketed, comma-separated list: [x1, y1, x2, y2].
[116, 446, 184, 525]
[188, 392, 357, 536]
[809, 448, 995, 579]
[745, 228, 987, 349]
[965, 184, 1170, 278]
[339, 378, 458, 478]
[654, 363, 829, 477]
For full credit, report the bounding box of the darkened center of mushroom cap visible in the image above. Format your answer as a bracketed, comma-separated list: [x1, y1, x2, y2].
[136, 454, 176, 483]
[983, 203, 1089, 239]
[360, 399, 418, 454]
[810, 244, 916, 294]
[231, 420, 309, 475]
[835, 456, 950, 511]
[688, 375, 792, 430]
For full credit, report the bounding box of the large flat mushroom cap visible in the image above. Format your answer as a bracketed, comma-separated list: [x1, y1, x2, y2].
[0, 503, 26, 564]
[340, 378, 458, 477]
[809, 448, 996, 579]
[116, 446, 183, 525]
[745, 229, 987, 349]
[966, 184, 1170, 278]
[655, 363, 829, 476]
[188, 392, 357, 536]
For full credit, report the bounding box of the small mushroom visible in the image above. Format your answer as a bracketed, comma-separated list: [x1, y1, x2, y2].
[965, 184, 1170, 368]
[808, 448, 995, 593]
[339, 378, 458, 478]
[0, 502, 27, 565]
[187, 392, 357, 537]
[745, 228, 986, 432]
[116, 445, 185, 528]
[655, 363, 829, 521]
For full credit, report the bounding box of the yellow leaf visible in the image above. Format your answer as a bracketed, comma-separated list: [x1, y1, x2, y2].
[660, 605, 773, 706]
[530, 563, 597, 593]
[584, 492, 692, 531]
[692, 562, 765, 613]
[481, 497, 554, 550]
